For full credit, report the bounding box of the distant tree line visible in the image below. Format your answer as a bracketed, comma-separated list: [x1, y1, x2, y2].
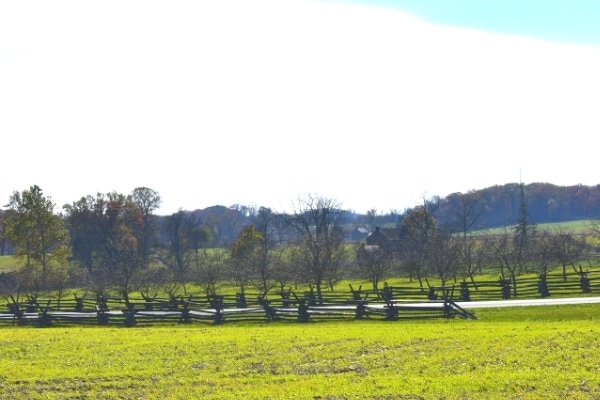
[436, 183, 600, 230]
[1, 183, 599, 304]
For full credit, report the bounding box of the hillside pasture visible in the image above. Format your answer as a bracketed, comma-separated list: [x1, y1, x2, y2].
[471, 219, 597, 236]
[0, 305, 599, 399]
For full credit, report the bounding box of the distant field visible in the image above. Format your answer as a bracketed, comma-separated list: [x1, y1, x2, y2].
[0, 304, 598, 399]
[0, 255, 17, 273]
[537, 219, 595, 232]
[472, 219, 595, 236]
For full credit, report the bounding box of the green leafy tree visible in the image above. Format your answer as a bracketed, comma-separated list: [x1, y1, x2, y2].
[162, 210, 192, 273]
[131, 187, 161, 266]
[104, 222, 143, 304]
[0, 210, 8, 256]
[63, 194, 104, 270]
[4, 185, 70, 284]
[64, 191, 145, 302]
[230, 224, 263, 293]
[183, 217, 212, 272]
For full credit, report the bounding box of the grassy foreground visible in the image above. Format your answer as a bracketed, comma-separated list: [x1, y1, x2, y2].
[0, 305, 599, 399]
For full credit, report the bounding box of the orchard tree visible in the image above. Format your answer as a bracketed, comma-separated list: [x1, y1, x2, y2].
[192, 249, 225, 297]
[100, 192, 146, 303]
[5, 185, 70, 282]
[230, 224, 263, 292]
[457, 234, 494, 286]
[551, 228, 589, 280]
[272, 245, 302, 292]
[445, 191, 486, 284]
[356, 243, 393, 291]
[248, 207, 282, 296]
[284, 195, 347, 304]
[428, 231, 461, 286]
[398, 207, 437, 289]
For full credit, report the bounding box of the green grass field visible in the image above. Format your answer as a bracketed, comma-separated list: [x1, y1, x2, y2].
[0, 255, 18, 273]
[1, 304, 599, 399]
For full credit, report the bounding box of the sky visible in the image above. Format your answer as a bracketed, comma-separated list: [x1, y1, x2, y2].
[1, 0, 600, 216]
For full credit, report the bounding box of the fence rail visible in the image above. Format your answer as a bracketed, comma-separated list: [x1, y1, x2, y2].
[1, 291, 475, 327]
[1, 270, 596, 327]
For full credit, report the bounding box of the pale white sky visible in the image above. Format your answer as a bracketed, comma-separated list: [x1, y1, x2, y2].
[1, 0, 599, 215]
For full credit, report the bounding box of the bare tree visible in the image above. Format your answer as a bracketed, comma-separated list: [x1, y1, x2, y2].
[543, 227, 588, 280]
[448, 191, 486, 284]
[356, 243, 393, 291]
[398, 207, 437, 289]
[457, 233, 494, 287]
[491, 228, 524, 297]
[249, 207, 283, 296]
[272, 245, 302, 292]
[428, 232, 461, 286]
[283, 195, 347, 304]
[490, 183, 538, 297]
[192, 249, 225, 297]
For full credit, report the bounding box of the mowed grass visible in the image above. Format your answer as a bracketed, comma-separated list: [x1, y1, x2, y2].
[0, 305, 599, 399]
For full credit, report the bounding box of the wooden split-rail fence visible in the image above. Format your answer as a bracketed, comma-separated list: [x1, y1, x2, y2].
[2, 270, 597, 327]
[0, 287, 476, 327]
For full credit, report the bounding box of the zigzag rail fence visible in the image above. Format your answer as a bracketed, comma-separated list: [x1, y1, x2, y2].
[0, 270, 597, 327]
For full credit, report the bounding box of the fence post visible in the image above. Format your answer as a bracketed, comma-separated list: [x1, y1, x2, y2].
[123, 304, 136, 327]
[258, 297, 278, 321]
[538, 273, 550, 298]
[36, 300, 53, 327]
[7, 298, 24, 325]
[428, 286, 437, 300]
[210, 295, 224, 324]
[349, 284, 363, 301]
[354, 300, 367, 319]
[297, 299, 310, 323]
[381, 283, 393, 302]
[460, 281, 471, 301]
[236, 292, 247, 308]
[385, 303, 398, 320]
[74, 295, 85, 312]
[579, 272, 591, 293]
[96, 295, 109, 325]
[499, 278, 511, 299]
[179, 297, 192, 324]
